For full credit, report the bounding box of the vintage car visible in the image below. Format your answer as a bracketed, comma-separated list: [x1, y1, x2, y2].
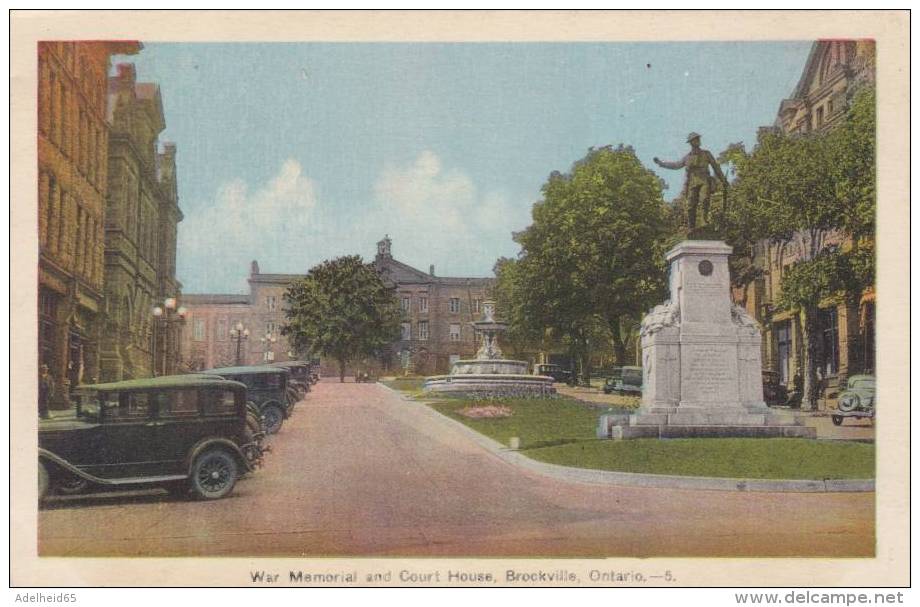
[603, 366, 643, 395]
[269, 360, 313, 400]
[762, 370, 790, 407]
[202, 365, 292, 434]
[38, 374, 261, 502]
[832, 374, 876, 426]
[533, 363, 573, 384]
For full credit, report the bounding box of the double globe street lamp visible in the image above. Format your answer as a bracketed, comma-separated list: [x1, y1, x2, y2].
[261, 331, 278, 363]
[151, 297, 187, 376]
[229, 322, 250, 366]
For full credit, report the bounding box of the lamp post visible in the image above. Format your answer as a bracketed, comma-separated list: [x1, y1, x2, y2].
[260, 332, 278, 363]
[229, 322, 249, 366]
[151, 297, 187, 376]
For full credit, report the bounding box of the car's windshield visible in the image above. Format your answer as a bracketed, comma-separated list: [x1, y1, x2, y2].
[852, 378, 875, 390]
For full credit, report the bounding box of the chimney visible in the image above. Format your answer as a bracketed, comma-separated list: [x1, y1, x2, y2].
[429, 264, 435, 277]
[250, 260, 260, 276]
[116, 63, 137, 84]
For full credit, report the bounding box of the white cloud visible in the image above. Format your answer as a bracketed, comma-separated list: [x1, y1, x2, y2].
[178, 159, 317, 291]
[367, 150, 526, 275]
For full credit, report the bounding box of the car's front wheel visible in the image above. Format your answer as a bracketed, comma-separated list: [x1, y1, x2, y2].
[261, 404, 284, 435]
[189, 450, 239, 500]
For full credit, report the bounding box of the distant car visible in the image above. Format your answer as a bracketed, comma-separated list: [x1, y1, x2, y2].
[533, 364, 573, 384]
[603, 366, 643, 395]
[762, 370, 790, 407]
[38, 374, 260, 502]
[202, 365, 292, 434]
[269, 360, 313, 400]
[832, 374, 876, 426]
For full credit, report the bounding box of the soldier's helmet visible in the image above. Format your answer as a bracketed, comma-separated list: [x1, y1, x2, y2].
[686, 132, 701, 143]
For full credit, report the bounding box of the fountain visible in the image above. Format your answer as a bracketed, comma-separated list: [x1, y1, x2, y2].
[423, 300, 556, 397]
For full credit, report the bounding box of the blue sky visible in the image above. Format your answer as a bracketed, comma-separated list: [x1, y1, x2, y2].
[115, 42, 812, 293]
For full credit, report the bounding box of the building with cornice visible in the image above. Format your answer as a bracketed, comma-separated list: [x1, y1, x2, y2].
[178, 237, 494, 375]
[38, 41, 141, 406]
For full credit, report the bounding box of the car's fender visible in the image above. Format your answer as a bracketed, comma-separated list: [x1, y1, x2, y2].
[185, 438, 253, 474]
[262, 399, 290, 419]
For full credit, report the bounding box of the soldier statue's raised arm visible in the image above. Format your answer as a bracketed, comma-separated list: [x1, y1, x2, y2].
[654, 132, 728, 230]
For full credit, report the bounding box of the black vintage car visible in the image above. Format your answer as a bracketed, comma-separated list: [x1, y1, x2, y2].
[533, 363, 573, 384]
[269, 360, 313, 401]
[603, 366, 643, 395]
[38, 374, 259, 502]
[202, 365, 292, 434]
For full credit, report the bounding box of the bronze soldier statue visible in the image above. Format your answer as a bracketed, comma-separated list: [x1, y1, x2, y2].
[654, 132, 729, 230]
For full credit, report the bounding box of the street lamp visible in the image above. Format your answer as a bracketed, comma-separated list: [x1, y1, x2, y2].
[151, 296, 187, 376]
[229, 322, 249, 365]
[260, 332, 278, 363]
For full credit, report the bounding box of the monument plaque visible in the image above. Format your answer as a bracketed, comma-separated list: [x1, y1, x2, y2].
[603, 240, 816, 439]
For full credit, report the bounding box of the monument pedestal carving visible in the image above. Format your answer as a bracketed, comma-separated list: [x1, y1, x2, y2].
[603, 240, 815, 440]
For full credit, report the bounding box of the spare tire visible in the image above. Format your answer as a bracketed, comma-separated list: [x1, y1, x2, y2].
[837, 393, 860, 412]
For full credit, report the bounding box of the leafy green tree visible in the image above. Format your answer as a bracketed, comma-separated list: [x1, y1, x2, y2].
[724, 87, 876, 409]
[503, 145, 674, 381]
[282, 255, 401, 382]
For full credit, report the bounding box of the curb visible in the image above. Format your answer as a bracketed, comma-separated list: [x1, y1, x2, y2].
[376, 383, 875, 494]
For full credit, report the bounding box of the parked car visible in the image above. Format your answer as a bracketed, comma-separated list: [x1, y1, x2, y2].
[202, 366, 292, 434]
[270, 360, 313, 400]
[831, 374, 876, 426]
[762, 370, 790, 407]
[38, 374, 260, 502]
[533, 363, 573, 384]
[603, 366, 643, 395]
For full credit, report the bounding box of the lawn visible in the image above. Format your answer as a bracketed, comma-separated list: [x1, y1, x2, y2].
[426, 397, 875, 480]
[429, 397, 617, 449]
[380, 377, 426, 394]
[526, 438, 875, 480]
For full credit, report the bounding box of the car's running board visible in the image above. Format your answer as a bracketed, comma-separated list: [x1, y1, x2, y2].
[39, 449, 187, 486]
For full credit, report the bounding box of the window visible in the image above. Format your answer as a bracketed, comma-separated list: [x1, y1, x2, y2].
[418, 321, 429, 341]
[449, 298, 460, 313]
[815, 106, 825, 129]
[107, 392, 150, 420]
[401, 322, 411, 341]
[216, 318, 228, 341]
[419, 297, 428, 313]
[449, 324, 461, 341]
[819, 307, 839, 377]
[775, 321, 793, 385]
[265, 321, 276, 335]
[401, 296, 411, 312]
[266, 295, 277, 312]
[202, 389, 237, 416]
[164, 389, 200, 417]
[473, 299, 482, 314]
[193, 319, 206, 341]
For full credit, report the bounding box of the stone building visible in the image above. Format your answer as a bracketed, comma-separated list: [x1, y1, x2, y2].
[735, 40, 876, 406]
[97, 63, 184, 381]
[38, 41, 140, 406]
[178, 237, 494, 375]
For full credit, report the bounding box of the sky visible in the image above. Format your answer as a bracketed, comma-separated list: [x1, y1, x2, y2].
[114, 42, 813, 294]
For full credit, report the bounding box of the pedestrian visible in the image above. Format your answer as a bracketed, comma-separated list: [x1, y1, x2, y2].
[38, 363, 54, 419]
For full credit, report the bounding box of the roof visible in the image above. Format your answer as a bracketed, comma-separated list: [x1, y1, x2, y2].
[77, 374, 245, 392]
[269, 361, 311, 368]
[202, 365, 291, 376]
[182, 293, 250, 305]
[249, 273, 304, 284]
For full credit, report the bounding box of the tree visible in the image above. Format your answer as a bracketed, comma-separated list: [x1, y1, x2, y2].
[503, 145, 674, 382]
[282, 255, 401, 382]
[724, 87, 876, 409]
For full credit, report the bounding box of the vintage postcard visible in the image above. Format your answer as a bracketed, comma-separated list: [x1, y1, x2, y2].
[9, 10, 909, 590]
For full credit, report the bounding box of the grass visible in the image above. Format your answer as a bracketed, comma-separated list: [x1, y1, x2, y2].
[380, 377, 426, 394]
[429, 397, 619, 449]
[425, 397, 875, 480]
[525, 439, 875, 480]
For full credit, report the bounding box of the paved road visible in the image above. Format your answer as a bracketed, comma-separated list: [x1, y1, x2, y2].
[39, 381, 874, 557]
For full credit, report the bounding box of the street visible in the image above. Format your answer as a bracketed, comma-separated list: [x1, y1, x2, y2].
[39, 380, 874, 558]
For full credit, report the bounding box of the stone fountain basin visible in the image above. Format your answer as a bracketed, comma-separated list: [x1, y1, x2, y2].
[423, 373, 556, 397]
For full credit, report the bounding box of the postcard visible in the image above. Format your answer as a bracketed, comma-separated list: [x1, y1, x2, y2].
[9, 10, 909, 589]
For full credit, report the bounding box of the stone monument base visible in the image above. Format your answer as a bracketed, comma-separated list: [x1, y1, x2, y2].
[598, 408, 817, 440]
